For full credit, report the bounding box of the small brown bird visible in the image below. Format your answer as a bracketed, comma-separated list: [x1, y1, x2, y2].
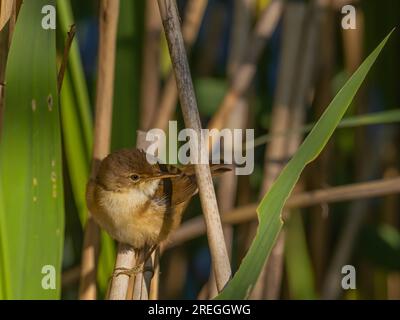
[86, 148, 229, 274]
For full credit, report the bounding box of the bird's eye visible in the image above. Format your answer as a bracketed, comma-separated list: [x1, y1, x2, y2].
[130, 174, 140, 181]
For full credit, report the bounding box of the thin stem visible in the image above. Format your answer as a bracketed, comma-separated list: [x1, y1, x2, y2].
[79, 0, 120, 300]
[207, 0, 252, 299]
[132, 249, 154, 300]
[57, 24, 76, 93]
[251, 1, 307, 299]
[152, 0, 208, 131]
[0, 1, 16, 139]
[0, 0, 15, 31]
[149, 249, 160, 300]
[259, 1, 321, 299]
[140, 0, 161, 131]
[108, 244, 136, 299]
[157, 0, 231, 291]
[207, 0, 283, 132]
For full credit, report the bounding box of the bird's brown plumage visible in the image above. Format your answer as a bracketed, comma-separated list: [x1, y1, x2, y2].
[86, 148, 230, 249]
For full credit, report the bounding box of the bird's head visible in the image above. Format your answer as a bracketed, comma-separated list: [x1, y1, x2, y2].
[96, 148, 179, 192]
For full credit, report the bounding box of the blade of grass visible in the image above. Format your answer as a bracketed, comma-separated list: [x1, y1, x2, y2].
[58, 0, 92, 158]
[0, 0, 64, 299]
[253, 109, 400, 148]
[216, 30, 393, 299]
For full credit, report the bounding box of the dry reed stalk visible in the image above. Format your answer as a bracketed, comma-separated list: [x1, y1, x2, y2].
[195, 3, 225, 76]
[207, 0, 252, 299]
[0, 1, 16, 138]
[321, 7, 367, 299]
[332, 0, 360, 10]
[382, 164, 400, 299]
[137, 1, 162, 295]
[108, 244, 136, 299]
[207, 0, 283, 133]
[197, 282, 209, 300]
[308, 0, 335, 290]
[57, 24, 76, 93]
[158, 0, 231, 291]
[162, 248, 188, 298]
[258, 2, 322, 299]
[152, 0, 207, 131]
[388, 273, 400, 299]
[10, 0, 19, 37]
[250, 2, 307, 299]
[131, 249, 154, 300]
[61, 265, 81, 288]
[149, 248, 160, 300]
[79, 0, 120, 300]
[227, 0, 254, 78]
[140, 0, 161, 131]
[145, 1, 207, 296]
[165, 176, 400, 249]
[0, 0, 15, 31]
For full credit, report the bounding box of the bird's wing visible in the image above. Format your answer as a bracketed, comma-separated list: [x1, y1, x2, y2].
[153, 163, 231, 208]
[153, 172, 197, 208]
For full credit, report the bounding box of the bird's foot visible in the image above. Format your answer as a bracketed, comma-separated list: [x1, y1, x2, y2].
[113, 265, 143, 277]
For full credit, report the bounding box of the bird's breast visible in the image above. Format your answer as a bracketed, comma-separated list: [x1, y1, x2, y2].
[89, 180, 170, 249]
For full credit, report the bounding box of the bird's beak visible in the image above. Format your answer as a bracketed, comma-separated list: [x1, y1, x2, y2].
[146, 172, 180, 180]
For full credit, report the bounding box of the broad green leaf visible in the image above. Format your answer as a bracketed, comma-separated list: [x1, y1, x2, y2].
[0, 0, 64, 299]
[285, 213, 316, 299]
[216, 30, 393, 299]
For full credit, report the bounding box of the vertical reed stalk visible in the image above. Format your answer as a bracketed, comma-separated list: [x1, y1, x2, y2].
[207, 0, 283, 132]
[157, 0, 231, 291]
[251, 2, 307, 299]
[207, 0, 252, 299]
[322, 6, 368, 299]
[140, 0, 161, 131]
[260, 3, 320, 298]
[309, 0, 335, 291]
[152, 0, 208, 131]
[149, 248, 160, 299]
[0, 1, 16, 138]
[79, 0, 120, 300]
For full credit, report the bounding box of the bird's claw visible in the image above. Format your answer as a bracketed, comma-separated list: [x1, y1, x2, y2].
[113, 265, 143, 277]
